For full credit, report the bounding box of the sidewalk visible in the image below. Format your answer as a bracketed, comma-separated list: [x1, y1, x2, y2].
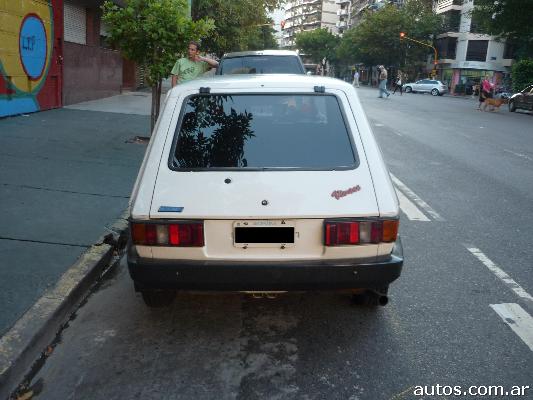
[0, 90, 155, 396]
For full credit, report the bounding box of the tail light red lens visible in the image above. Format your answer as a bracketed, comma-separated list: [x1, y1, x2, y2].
[131, 221, 204, 247]
[324, 219, 398, 246]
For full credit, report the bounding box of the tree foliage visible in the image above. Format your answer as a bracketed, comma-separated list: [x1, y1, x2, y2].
[192, 0, 279, 56]
[471, 0, 533, 59]
[102, 0, 214, 130]
[295, 28, 340, 65]
[337, 0, 441, 72]
[511, 59, 533, 92]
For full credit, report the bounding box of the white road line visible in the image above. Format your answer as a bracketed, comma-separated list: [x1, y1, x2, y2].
[467, 247, 533, 301]
[390, 174, 445, 221]
[504, 149, 533, 162]
[490, 303, 533, 352]
[395, 189, 430, 221]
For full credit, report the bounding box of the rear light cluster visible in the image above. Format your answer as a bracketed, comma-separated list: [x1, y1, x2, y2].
[324, 219, 398, 246]
[131, 221, 204, 247]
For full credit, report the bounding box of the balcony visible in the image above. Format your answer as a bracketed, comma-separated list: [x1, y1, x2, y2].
[337, 9, 349, 16]
[335, 0, 350, 4]
[435, 0, 463, 14]
[336, 21, 347, 28]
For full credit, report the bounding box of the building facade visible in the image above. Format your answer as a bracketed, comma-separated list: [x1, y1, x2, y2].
[281, 0, 340, 48]
[1, 0, 138, 118]
[434, 0, 513, 94]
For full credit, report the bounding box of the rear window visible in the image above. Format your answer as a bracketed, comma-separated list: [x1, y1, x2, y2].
[170, 94, 357, 170]
[218, 56, 304, 74]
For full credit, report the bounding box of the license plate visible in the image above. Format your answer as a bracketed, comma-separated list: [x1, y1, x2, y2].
[233, 220, 295, 248]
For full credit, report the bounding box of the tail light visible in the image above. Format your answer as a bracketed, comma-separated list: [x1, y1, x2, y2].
[131, 221, 204, 247]
[324, 219, 398, 246]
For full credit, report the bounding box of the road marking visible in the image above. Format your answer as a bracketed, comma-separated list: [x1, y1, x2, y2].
[490, 303, 533, 352]
[467, 247, 533, 301]
[395, 189, 430, 221]
[374, 123, 384, 127]
[504, 149, 533, 162]
[390, 174, 445, 221]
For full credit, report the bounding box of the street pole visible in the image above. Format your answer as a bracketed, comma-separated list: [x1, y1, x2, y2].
[400, 32, 438, 75]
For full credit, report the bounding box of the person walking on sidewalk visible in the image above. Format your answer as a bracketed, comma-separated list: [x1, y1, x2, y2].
[352, 70, 360, 88]
[377, 65, 390, 98]
[171, 41, 218, 87]
[393, 72, 403, 95]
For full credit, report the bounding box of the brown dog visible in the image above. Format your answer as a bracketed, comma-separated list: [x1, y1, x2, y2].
[482, 97, 507, 112]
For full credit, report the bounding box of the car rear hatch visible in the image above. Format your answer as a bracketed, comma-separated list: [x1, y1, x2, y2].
[146, 91, 381, 260]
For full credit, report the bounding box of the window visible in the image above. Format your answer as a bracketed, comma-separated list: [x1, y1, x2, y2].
[466, 40, 488, 62]
[219, 56, 304, 74]
[64, 2, 86, 45]
[440, 10, 461, 32]
[437, 37, 457, 59]
[504, 41, 516, 59]
[170, 94, 357, 170]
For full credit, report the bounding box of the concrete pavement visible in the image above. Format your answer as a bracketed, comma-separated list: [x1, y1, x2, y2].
[0, 89, 157, 397]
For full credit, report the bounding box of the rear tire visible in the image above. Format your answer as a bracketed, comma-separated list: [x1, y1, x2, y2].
[509, 100, 516, 112]
[141, 289, 175, 308]
[404, 86, 412, 93]
[431, 88, 439, 96]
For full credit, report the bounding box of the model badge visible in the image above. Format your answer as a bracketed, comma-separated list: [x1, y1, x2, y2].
[331, 185, 361, 200]
[158, 206, 184, 212]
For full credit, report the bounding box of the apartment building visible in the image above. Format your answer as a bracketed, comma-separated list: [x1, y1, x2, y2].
[281, 0, 340, 48]
[434, 0, 513, 93]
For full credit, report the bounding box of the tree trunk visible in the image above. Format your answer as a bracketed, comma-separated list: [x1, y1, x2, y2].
[150, 79, 163, 134]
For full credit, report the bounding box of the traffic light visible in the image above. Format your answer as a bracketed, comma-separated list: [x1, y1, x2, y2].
[400, 32, 406, 39]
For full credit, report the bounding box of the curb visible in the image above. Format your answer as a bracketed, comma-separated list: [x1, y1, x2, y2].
[0, 211, 129, 400]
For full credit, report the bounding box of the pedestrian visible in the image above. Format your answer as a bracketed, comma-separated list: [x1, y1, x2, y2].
[352, 70, 360, 88]
[478, 75, 493, 111]
[377, 65, 390, 98]
[393, 72, 403, 95]
[171, 41, 219, 87]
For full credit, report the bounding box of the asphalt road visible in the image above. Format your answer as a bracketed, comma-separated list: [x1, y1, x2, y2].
[20, 87, 533, 400]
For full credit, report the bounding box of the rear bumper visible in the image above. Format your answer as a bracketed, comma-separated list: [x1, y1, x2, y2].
[127, 240, 404, 291]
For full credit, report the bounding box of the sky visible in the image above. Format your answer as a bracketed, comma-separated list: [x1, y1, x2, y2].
[269, 8, 284, 33]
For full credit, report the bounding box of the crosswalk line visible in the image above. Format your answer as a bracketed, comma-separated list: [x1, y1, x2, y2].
[395, 188, 430, 221]
[390, 174, 445, 221]
[491, 303, 533, 352]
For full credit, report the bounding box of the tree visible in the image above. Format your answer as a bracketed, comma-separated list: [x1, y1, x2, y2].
[471, 0, 533, 59]
[337, 0, 441, 77]
[192, 0, 280, 56]
[102, 0, 214, 131]
[295, 28, 339, 75]
[511, 59, 533, 92]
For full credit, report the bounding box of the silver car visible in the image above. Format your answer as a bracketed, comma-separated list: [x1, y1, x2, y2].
[403, 79, 448, 96]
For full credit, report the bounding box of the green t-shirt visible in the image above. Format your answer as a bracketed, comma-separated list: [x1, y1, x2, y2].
[171, 57, 210, 84]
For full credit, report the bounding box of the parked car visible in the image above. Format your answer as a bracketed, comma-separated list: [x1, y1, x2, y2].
[403, 79, 448, 96]
[216, 50, 306, 75]
[127, 75, 403, 308]
[508, 84, 533, 112]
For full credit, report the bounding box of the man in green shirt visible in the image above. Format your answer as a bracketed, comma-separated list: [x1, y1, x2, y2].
[171, 41, 219, 87]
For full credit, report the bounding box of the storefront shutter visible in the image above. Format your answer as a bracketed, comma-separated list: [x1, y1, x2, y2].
[64, 2, 86, 45]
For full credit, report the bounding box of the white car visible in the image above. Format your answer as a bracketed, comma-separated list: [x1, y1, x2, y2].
[127, 75, 404, 307]
[403, 79, 448, 96]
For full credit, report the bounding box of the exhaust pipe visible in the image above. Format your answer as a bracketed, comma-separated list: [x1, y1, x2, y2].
[352, 290, 389, 306]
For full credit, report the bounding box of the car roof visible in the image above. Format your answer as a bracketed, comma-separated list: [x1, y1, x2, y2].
[222, 50, 300, 58]
[169, 74, 352, 97]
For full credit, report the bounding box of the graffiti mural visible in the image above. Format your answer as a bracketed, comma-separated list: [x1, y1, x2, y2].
[0, 0, 62, 118]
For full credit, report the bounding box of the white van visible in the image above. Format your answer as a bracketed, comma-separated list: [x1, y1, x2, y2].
[127, 75, 403, 307]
